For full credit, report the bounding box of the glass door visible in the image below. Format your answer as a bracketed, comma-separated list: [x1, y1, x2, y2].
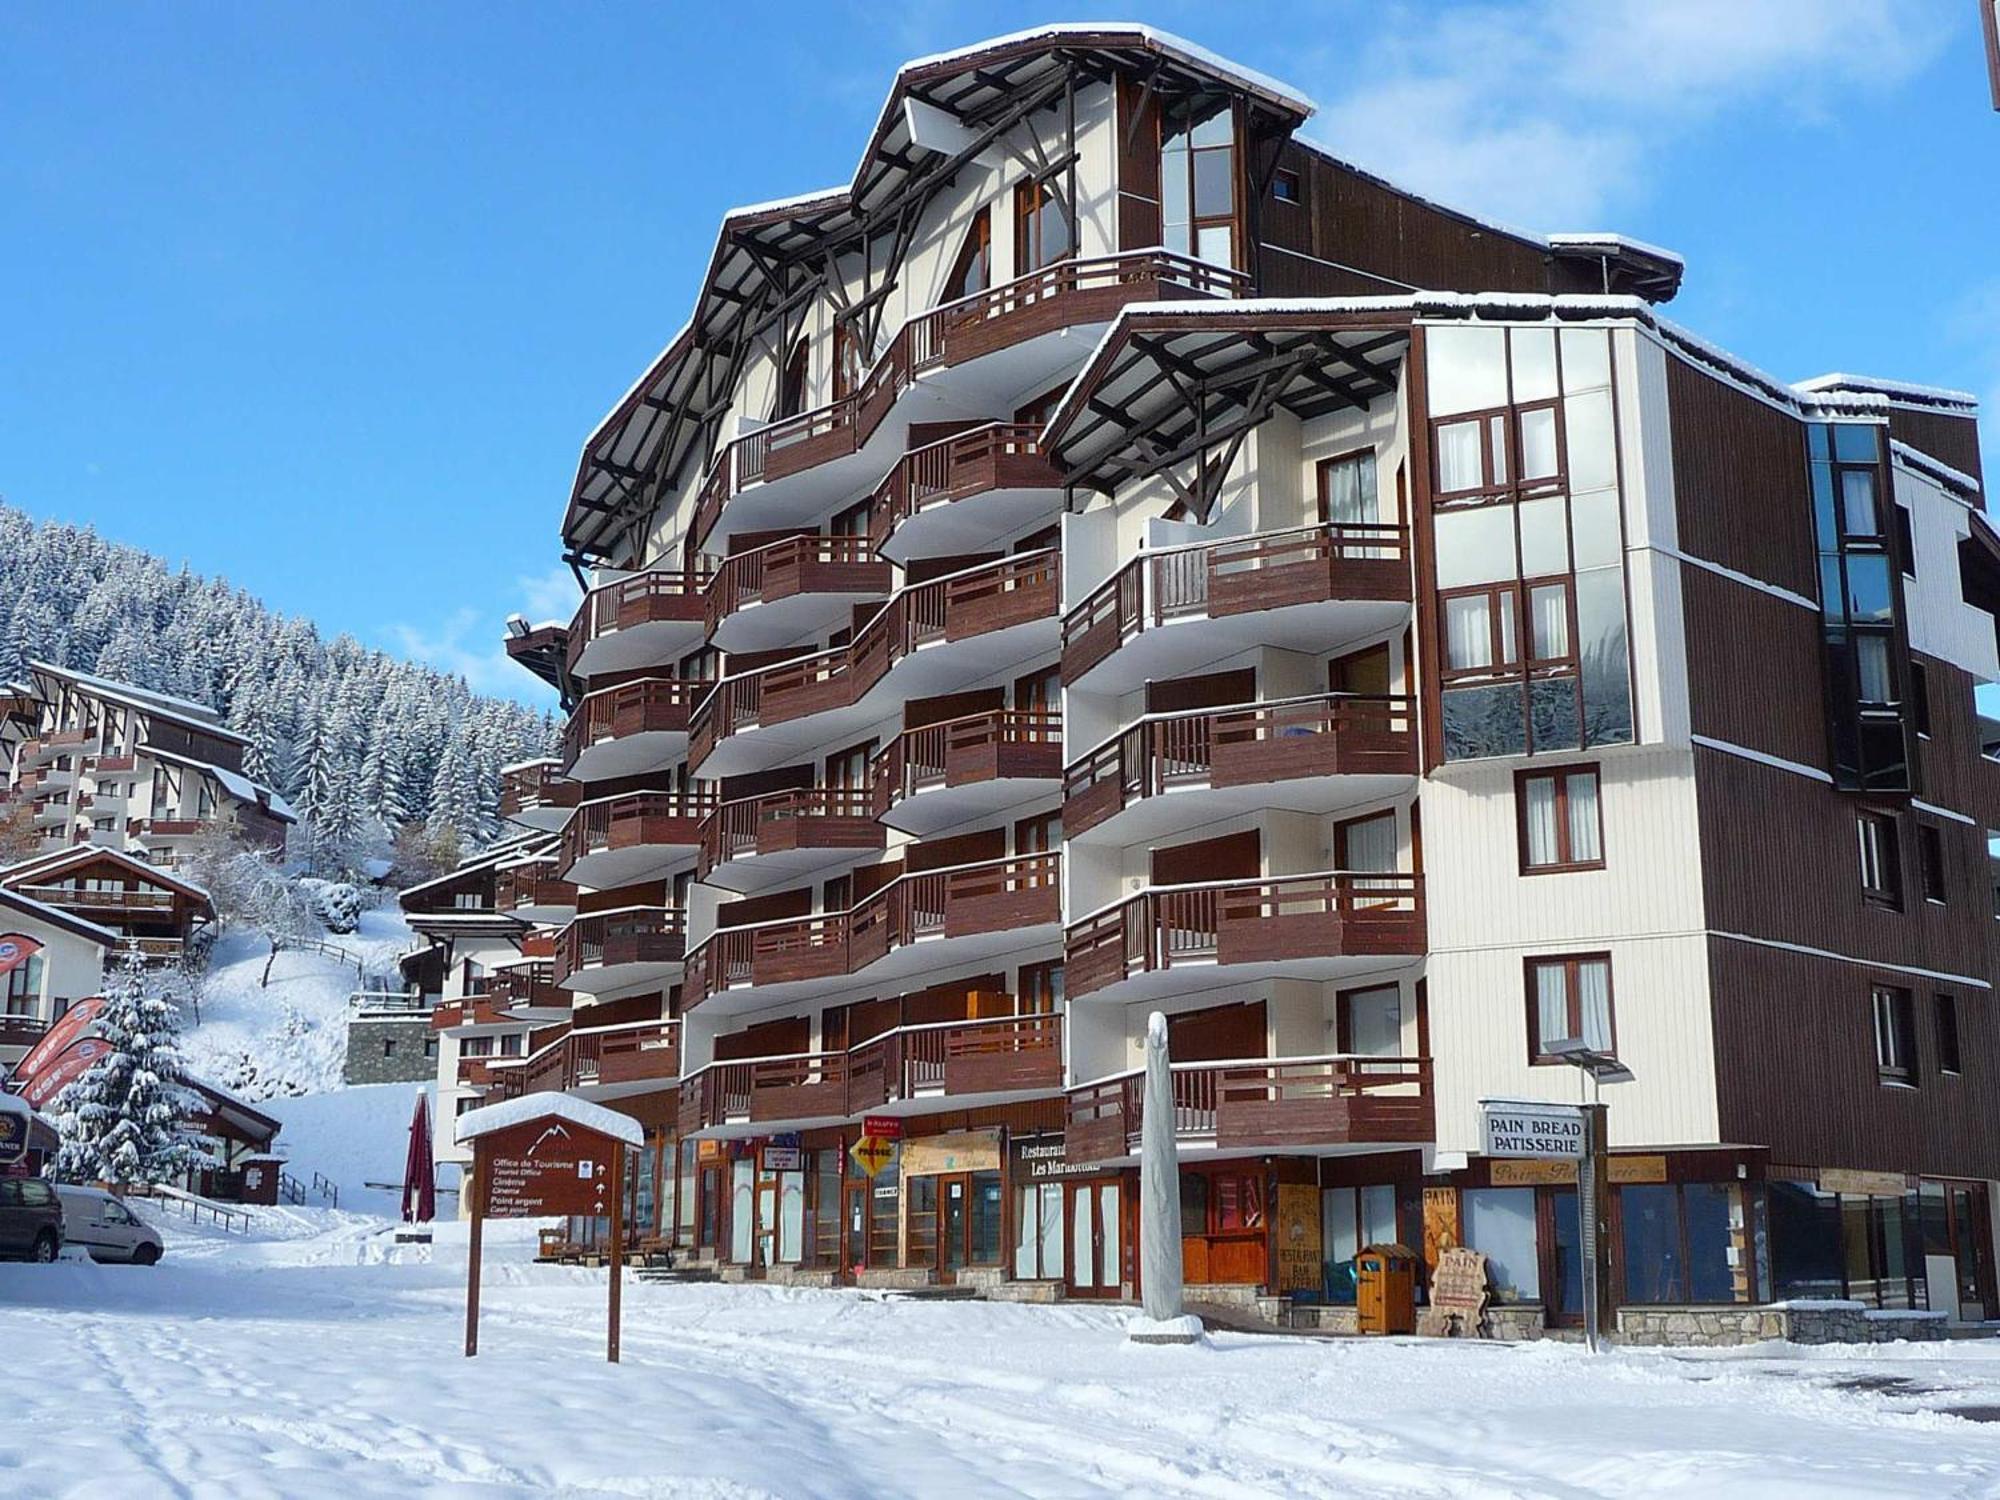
[729, 1159, 754, 1264]
[1952, 1184, 1996, 1320]
[1064, 1178, 1124, 1299]
[942, 1176, 969, 1278]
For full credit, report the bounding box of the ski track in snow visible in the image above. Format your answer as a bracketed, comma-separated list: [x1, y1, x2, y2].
[5, 1204, 2000, 1498]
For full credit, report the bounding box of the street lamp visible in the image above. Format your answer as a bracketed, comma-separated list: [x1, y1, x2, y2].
[1544, 1038, 1634, 1352]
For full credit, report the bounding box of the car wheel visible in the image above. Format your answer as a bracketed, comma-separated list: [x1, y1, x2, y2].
[31, 1232, 57, 1264]
[133, 1244, 161, 1267]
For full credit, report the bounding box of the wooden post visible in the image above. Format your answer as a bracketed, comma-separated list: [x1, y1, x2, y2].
[607, 1140, 624, 1365]
[465, 1151, 483, 1358]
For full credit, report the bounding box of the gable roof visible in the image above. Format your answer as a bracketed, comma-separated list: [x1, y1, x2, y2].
[0, 846, 216, 916]
[0, 885, 121, 948]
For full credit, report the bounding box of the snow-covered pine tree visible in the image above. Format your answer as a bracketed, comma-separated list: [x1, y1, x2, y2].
[50, 952, 204, 1188]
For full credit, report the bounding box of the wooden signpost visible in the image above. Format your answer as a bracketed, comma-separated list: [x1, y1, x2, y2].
[457, 1102, 639, 1364]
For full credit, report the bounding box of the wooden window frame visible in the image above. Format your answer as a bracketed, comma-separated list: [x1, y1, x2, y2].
[1159, 95, 1240, 268]
[1872, 984, 1916, 1085]
[1271, 166, 1301, 204]
[1857, 810, 1903, 911]
[1430, 399, 1566, 505]
[942, 207, 991, 305]
[1524, 952, 1616, 1065]
[1018, 958, 1063, 1015]
[1917, 821, 1947, 906]
[1013, 179, 1072, 276]
[1514, 764, 1605, 875]
[1910, 661, 1930, 738]
[1316, 445, 1381, 526]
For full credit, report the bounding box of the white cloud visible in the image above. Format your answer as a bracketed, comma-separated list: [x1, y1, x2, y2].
[1303, 0, 1951, 231]
[389, 609, 555, 706]
[515, 563, 581, 627]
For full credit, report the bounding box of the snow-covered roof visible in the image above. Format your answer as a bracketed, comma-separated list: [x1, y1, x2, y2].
[497, 755, 563, 776]
[455, 1092, 644, 1148]
[1891, 439, 1982, 500]
[139, 742, 297, 823]
[1794, 372, 1979, 412]
[0, 885, 121, 948]
[0, 845, 215, 911]
[1545, 232, 1686, 267]
[28, 660, 245, 741]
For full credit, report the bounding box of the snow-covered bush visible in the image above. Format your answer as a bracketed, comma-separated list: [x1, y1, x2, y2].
[50, 952, 205, 1188]
[305, 880, 364, 934]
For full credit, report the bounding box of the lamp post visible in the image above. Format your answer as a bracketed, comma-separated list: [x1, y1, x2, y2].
[1545, 1039, 1633, 1354]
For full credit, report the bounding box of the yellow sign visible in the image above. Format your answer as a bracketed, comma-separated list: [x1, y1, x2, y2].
[898, 1128, 1001, 1177]
[850, 1135, 896, 1179]
[1609, 1155, 1669, 1185]
[1275, 1183, 1321, 1292]
[1490, 1155, 1670, 1187]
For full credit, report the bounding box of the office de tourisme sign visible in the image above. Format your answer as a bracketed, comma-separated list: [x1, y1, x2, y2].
[1481, 1100, 1585, 1160]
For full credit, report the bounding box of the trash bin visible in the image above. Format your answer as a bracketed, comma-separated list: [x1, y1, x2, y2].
[1355, 1243, 1417, 1335]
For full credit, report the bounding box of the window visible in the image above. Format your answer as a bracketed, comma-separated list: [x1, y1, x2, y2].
[1526, 954, 1614, 1062]
[1018, 959, 1064, 1014]
[1013, 179, 1071, 274]
[1014, 810, 1060, 855]
[1517, 766, 1603, 872]
[1271, 167, 1300, 203]
[1910, 662, 1930, 737]
[775, 338, 809, 420]
[1918, 823, 1947, 904]
[831, 321, 865, 403]
[1857, 812, 1901, 909]
[1895, 504, 1916, 576]
[1872, 985, 1916, 1084]
[1441, 585, 1518, 675]
[381, 1038, 397, 1059]
[5, 955, 44, 1015]
[1936, 992, 1961, 1075]
[943, 208, 991, 303]
[1317, 449, 1378, 527]
[1160, 96, 1236, 266]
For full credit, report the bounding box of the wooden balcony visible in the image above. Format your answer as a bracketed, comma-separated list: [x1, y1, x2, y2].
[485, 961, 569, 1018]
[689, 551, 1059, 775]
[0, 1014, 49, 1050]
[431, 995, 514, 1031]
[872, 710, 1062, 832]
[1065, 872, 1425, 1001]
[21, 730, 92, 764]
[687, 250, 1247, 551]
[16, 884, 175, 914]
[496, 864, 577, 920]
[680, 1014, 1062, 1134]
[685, 853, 1062, 1010]
[1061, 523, 1412, 689]
[499, 760, 580, 832]
[695, 786, 883, 886]
[138, 819, 207, 839]
[1065, 1054, 1434, 1164]
[505, 1018, 679, 1096]
[87, 753, 138, 774]
[560, 788, 715, 888]
[554, 906, 688, 993]
[1065, 694, 1418, 838]
[565, 568, 709, 679]
[561, 677, 704, 781]
[868, 422, 1063, 560]
[705, 534, 892, 652]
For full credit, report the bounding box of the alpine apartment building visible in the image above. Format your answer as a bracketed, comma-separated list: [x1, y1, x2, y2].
[0, 662, 295, 865]
[478, 26, 1998, 1332]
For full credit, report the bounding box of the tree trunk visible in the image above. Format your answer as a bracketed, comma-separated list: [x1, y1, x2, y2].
[262, 939, 280, 988]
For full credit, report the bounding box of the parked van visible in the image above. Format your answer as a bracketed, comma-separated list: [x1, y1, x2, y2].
[55, 1186, 163, 1265]
[0, 1177, 64, 1261]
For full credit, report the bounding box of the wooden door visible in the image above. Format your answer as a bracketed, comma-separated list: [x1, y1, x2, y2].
[1065, 1178, 1123, 1299]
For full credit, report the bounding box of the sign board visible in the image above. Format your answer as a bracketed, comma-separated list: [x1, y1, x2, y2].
[11, 996, 104, 1086]
[1820, 1167, 1908, 1198]
[1481, 1100, 1584, 1160]
[1275, 1183, 1321, 1292]
[900, 1128, 1000, 1178]
[861, 1115, 904, 1141]
[1010, 1131, 1096, 1182]
[0, 1107, 29, 1167]
[480, 1119, 615, 1219]
[1421, 1186, 1459, 1269]
[761, 1145, 803, 1172]
[849, 1136, 896, 1179]
[1490, 1153, 1669, 1187]
[0, 934, 43, 976]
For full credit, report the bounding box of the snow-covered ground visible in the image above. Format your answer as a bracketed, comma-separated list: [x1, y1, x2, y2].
[5, 1203, 2000, 1498]
[181, 906, 415, 1099]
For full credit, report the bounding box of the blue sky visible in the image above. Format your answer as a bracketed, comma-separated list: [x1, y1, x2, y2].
[2, 1, 1994, 707]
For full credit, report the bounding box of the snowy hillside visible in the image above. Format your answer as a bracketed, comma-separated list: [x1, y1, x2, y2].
[263, 1082, 437, 1218]
[182, 906, 417, 1100]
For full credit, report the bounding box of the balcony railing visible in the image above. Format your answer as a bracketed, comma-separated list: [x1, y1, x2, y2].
[0, 1014, 50, 1049]
[1064, 694, 1418, 836]
[496, 864, 577, 915]
[872, 709, 1062, 818]
[1065, 872, 1425, 999]
[1065, 1053, 1434, 1162]
[87, 754, 138, 774]
[696, 786, 882, 879]
[680, 1013, 1061, 1133]
[16, 884, 176, 913]
[565, 568, 709, 676]
[1061, 522, 1411, 682]
[688, 250, 1248, 548]
[499, 760, 580, 822]
[686, 852, 1061, 1007]
[486, 961, 566, 1016]
[867, 422, 1062, 551]
[705, 533, 891, 638]
[554, 906, 688, 985]
[561, 677, 705, 776]
[138, 819, 207, 838]
[690, 550, 1059, 770]
[21, 730, 92, 764]
[560, 788, 715, 877]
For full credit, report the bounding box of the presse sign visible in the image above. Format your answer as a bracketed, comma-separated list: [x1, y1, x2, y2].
[1481, 1101, 1585, 1160]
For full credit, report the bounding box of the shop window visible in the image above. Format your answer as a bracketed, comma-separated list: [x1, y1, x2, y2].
[1857, 811, 1901, 909]
[1873, 985, 1916, 1084]
[1517, 765, 1603, 873]
[1460, 1187, 1540, 1302]
[1526, 954, 1613, 1062]
[1937, 992, 1962, 1075]
[1618, 1182, 1739, 1305]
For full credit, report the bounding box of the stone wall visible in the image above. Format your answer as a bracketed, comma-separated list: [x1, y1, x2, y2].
[1617, 1302, 1949, 1347]
[342, 1018, 436, 1085]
